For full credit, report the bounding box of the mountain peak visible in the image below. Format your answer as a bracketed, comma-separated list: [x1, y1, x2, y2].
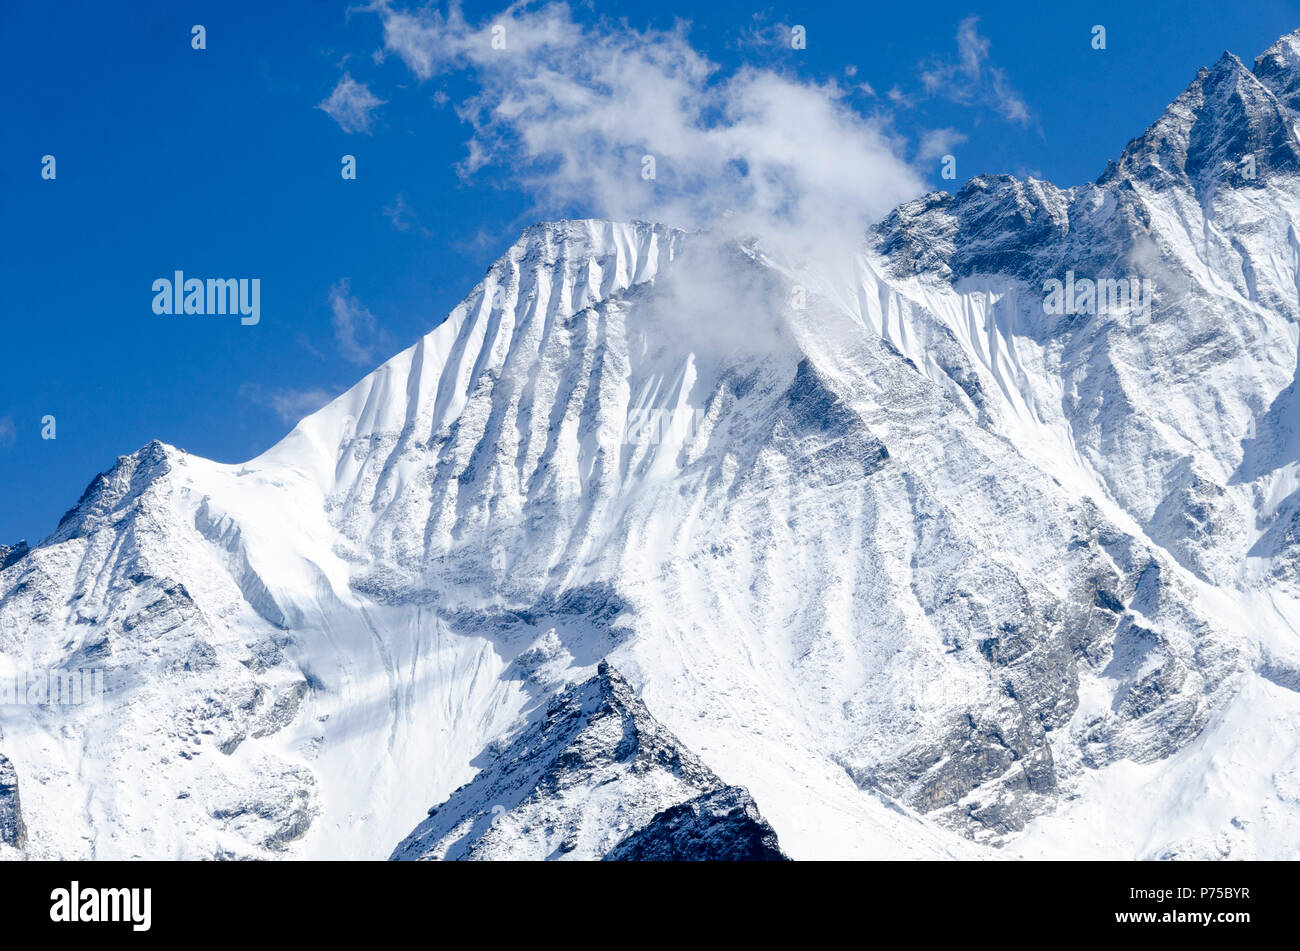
[390, 663, 750, 860]
[254, 218, 682, 499]
[1102, 42, 1296, 195]
[1254, 27, 1300, 112]
[0, 540, 28, 571]
[1211, 49, 1248, 72]
[51, 439, 178, 543]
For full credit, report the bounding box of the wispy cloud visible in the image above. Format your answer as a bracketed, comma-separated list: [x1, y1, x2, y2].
[918, 128, 968, 162]
[728, 13, 796, 53]
[241, 281, 394, 426]
[887, 86, 917, 110]
[317, 73, 386, 134]
[0, 416, 15, 449]
[329, 279, 390, 365]
[239, 384, 338, 425]
[918, 16, 1030, 123]
[384, 193, 430, 236]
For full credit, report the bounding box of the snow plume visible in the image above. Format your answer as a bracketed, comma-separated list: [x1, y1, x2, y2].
[646, 230, 800, 365]
[370, 1, 924, 271]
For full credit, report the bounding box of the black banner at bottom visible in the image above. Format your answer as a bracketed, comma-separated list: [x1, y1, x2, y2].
[0, 859, 1286, 939]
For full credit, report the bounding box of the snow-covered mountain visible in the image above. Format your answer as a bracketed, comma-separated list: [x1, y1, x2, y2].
[5, 31, 1300, 861]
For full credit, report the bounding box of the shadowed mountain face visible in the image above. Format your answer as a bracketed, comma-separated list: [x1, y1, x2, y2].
[6, 33, 1300, 861]
[0, 542, 27, 571]
[603, 786, 789, 862]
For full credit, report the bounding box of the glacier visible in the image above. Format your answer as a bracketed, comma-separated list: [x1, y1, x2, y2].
[5, 31, 1300, 861]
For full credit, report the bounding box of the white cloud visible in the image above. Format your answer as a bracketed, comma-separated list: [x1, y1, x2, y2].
[317, 73, 386, 134]
[918, 16, 1030, 124]
[918, 128, 968, 162]
[368, 2, 926, 266]
[329, 279, 390, 365]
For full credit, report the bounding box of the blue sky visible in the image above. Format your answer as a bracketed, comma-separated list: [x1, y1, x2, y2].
[3, 0, 1299, 546]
